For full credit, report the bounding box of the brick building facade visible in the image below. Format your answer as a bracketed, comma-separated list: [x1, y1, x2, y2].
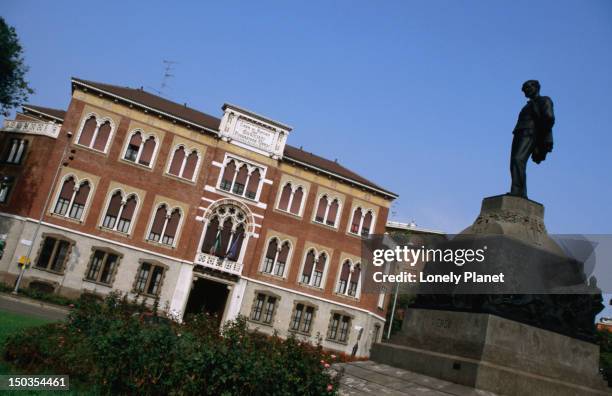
[0, 78, 397, 356]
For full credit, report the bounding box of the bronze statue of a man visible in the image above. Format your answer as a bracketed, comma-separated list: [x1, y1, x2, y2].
[509, 80, 555, 198]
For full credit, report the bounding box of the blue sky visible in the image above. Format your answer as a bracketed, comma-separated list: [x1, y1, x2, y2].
[2, 0, 611, 235]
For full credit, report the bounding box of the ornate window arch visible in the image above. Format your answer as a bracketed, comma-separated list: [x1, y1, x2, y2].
[167, 144, 201, 181]
[261, 237, 292, 277]
[277, 181, 305, 216]
[299, 248, 329, 288]
[146, 204, 183, 247]
[313, 193, 342, 228]
[217, 155, 266, 201]
[76, 113, 115, 153]
[123, 129, 159, 167]
[200, 203, 249, 261]
[349, 206, 375, 237]
[52, 174, 93, 221]
[100, 189, 139, 234]
[336, 259, 362, 298]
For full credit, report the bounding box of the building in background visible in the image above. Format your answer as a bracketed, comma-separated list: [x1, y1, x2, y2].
[0, 78, 397, 356]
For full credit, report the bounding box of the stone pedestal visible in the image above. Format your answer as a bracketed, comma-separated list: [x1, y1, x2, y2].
[371, 309, 610, 395]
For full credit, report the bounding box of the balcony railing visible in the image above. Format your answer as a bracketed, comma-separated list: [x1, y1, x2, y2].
[194, 252, 243, 276]
[1, 120, 61, 139]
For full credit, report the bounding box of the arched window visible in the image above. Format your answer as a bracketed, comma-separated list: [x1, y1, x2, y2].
[277, 183, 304, 216]
[102, 191, 138, 234]
[218, 157, 265, 200]
[300, 249, 327, 288]
[53, 177, 91, 221]
[77, 115, 113, 152]
[168, 146, 199, 181]
[124, 131, 157, 167]
[313, 195, 341, 227]
[200, 204, 247, 261]
[349, 207, 375, 236]
[147, 205, 182, 246]
[262, 238, 291, 277]
[337, 260, 362, 297]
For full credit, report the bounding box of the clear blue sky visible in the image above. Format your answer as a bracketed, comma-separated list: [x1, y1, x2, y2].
[2, 0, 611, 234]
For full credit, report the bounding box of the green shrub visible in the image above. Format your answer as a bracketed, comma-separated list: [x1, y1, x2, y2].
[3, 292, 341, 395]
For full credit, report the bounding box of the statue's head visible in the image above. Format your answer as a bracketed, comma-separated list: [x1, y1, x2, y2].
[522, 80, 540, 99]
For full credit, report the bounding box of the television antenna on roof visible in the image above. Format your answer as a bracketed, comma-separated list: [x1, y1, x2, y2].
[147, 60, 178, 97]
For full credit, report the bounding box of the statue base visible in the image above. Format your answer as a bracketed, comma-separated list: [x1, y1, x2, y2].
[371, 309, 609, 395]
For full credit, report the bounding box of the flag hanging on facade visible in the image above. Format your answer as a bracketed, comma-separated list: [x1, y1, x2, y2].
[226, 231, 243, 261]
[210, 229, 221, 256]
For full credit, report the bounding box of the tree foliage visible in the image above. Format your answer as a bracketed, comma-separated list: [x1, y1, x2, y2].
[0, 17, 33, 116]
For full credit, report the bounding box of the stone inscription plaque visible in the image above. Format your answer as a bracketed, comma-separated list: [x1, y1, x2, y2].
[232, 118, 276, 152]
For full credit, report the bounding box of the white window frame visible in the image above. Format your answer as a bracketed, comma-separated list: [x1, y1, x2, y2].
[260, 236, 293, 278]
[216, 154, 268, 202]
[347, 206, 376, 237]
[145, 203, 184, 248]
[5, 138, 27, 164]
[165, 144, 202, 182]
[99, 189, 140, 235]
[121, 129, 160, 168]
[312, 193, 342, 229]
[74, 112, 116, 153]
[276, 181, 306, 217]
[297, 247, 330, 289]
[50, 174, 95, 222]
[335, 259, 362, 299]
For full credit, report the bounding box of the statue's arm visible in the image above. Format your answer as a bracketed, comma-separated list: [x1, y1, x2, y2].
[541, 97, 555, 129]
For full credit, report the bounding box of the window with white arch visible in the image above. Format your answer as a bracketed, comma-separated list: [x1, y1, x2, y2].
[76, 114, 114, 153]
[277, 182, 305, 216]
[101, 190, 138, 234]
[336, 259, 362, 298]
[313, 194, 341, 228]
[300, 249, 328, 288]
[262, 237, 291, 277]
[167, 145, 200, 181]
[348, 207, 375, 237]
[200, 204, 247, 261]
[123, 130, 158, 167]
[218, 157, 264, 201]
[147, 204, 182, 247]
[52, 176, 92, 221]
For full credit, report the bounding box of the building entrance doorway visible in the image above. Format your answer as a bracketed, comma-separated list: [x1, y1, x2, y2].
[184, 277, 230, 322]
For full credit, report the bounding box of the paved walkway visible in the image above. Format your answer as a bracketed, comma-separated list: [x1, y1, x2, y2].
[335, 361, 496, 396]
[0, 292, 70, 321]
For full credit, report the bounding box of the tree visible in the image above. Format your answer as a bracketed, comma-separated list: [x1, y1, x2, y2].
[0, 17, 33, 116]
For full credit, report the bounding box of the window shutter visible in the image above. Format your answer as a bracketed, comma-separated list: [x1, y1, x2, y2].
[92, 122, 111, 151]
[150, 205, 167, 235]
[120, 196, 137, 220]
[315, 253, 326, 272]
[181, 150, 198, 180]
[315, 196, 327, 221]
[168, 147, 185, 176]
[201, 217, 219, 253]
[138, 137, 156, 166]
[278, 183, 291, 211]
[340, 260, 351, 281]
[163, 209, 181, 239]
[221, 161, 236, 185]
[303, 250, 315, 277]
[326, 199, 339, 226]
[265, 238, 278, 260]
[235, 165, 248, 186]
[78, 117, 97, 146]
[59, 177, 76, 200]
[129, 132, 142, 146]
[351, 208, 362, 232]
[106, 192, 123, 217]
[72, 182, 90, 205]
[362, 211, 373, 234]
[289, 187, 303, 214]
[278, 242, 290, 264]
[352, 264, 361, 284]
[245, 169, 260, 198]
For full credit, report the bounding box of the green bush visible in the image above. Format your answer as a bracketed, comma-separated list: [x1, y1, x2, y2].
[3, 292, 341, 395]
